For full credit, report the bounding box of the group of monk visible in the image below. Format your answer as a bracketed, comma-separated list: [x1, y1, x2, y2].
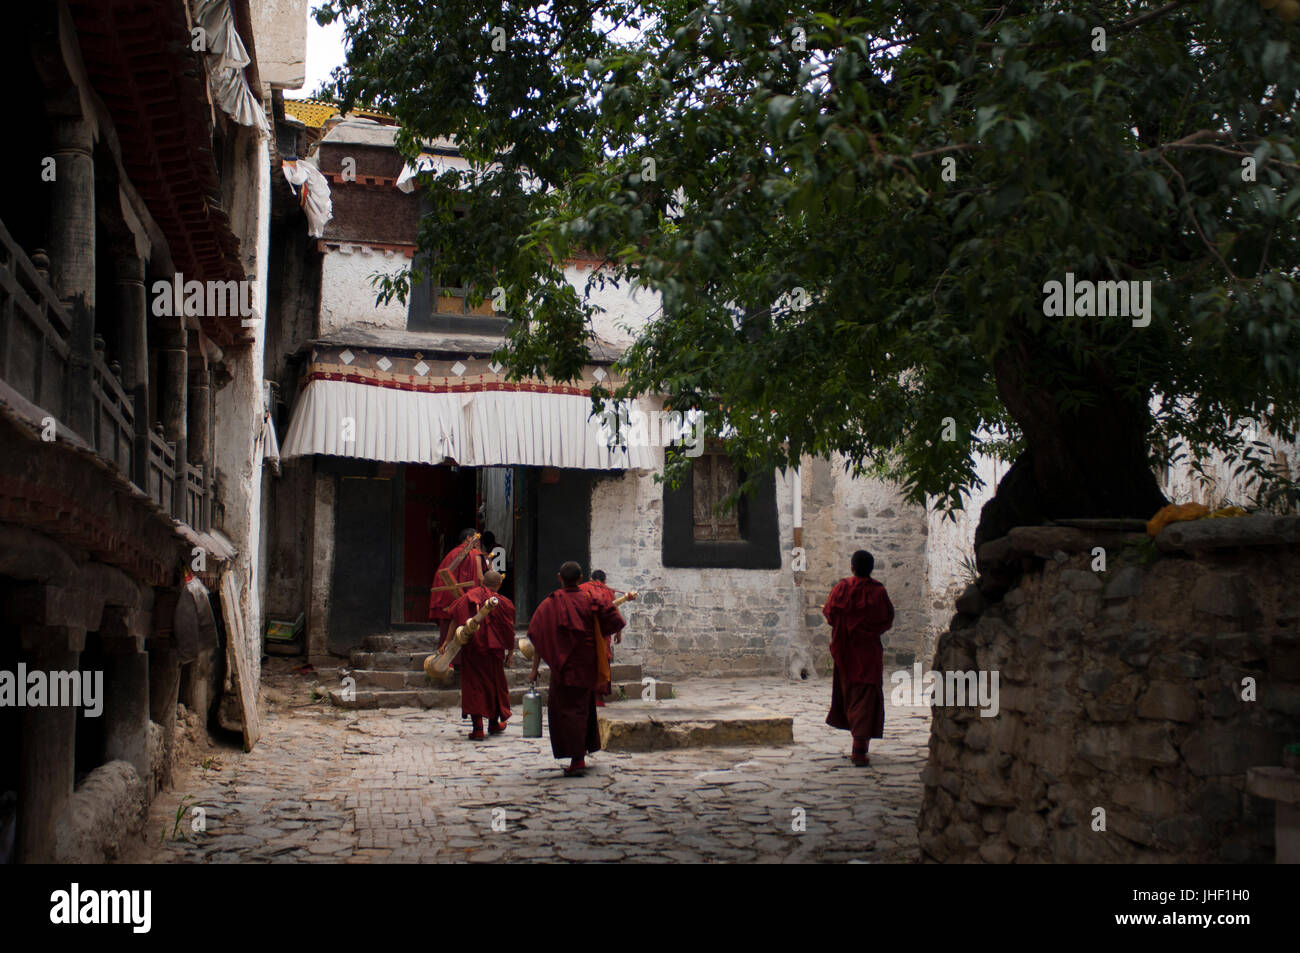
[429, 529, 896, 774]
[428, 531, 626, 776]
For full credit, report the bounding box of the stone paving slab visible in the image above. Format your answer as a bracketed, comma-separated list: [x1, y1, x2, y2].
[598, 702, 794, 751]
[122, 663, 931, 864]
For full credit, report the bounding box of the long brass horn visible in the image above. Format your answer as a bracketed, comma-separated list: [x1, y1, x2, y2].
[425, 596, 499, 680]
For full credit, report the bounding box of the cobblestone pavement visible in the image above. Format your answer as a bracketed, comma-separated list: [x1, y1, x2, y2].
[125, 664, 931, 863]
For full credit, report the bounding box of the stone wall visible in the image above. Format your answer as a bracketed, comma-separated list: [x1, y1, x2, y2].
[925, 452, 1007, 647]
[797, 456, 931, 674]
[318, 246, 412, 336]
[590, 465, 796, 678]
[590, 453, 933, 680]
[918, 516, 1300, 862]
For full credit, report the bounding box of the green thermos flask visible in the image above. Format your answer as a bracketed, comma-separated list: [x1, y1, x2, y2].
[523, 682, 543, 738]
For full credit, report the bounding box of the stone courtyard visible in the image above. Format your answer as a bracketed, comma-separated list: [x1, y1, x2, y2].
[123, 660, 930, 863]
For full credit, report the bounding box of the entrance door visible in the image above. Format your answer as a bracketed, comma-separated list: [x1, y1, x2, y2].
[519, 467, 594, 618]
[329, 475, 393, 654]
[400, 464, 478, 622]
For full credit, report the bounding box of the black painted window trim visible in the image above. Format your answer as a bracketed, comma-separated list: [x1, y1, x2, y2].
[662, 461, 782, 569]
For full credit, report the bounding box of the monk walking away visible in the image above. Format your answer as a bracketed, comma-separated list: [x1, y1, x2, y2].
[429, 528, 484, 645]
[527, 561, 627, 776]
[823, 550, 894, 766]
[443, 570, 516, 740]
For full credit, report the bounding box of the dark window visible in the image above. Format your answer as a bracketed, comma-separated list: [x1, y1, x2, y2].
[663, 445, 781, 569]
[406, 207, 508, 333]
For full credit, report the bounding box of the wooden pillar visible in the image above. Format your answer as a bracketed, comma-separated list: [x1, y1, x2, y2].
[188, 355, 210, 529]
[159, 326, 188, 518]
[100, 606, 151, 782]
[15, 627, 83, 863]
[47, 119, 95, 306]
[147, 639, 179, 788]
[116, 256, 150, 489]
[49, 119, 96, 441]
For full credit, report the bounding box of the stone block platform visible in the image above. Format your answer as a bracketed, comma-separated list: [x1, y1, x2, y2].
[598, 701, 794, 751]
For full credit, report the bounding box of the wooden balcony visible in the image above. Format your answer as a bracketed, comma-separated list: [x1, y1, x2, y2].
[0, 216, 210, 533]
[0, 219, 72, 422]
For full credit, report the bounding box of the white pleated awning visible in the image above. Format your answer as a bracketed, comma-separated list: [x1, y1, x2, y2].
[281, 365, 656, 471]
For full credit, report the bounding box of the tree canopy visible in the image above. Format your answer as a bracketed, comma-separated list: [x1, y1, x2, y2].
[316, 0, 1300, 533]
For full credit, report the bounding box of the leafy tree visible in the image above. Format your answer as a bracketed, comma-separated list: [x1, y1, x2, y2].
[317, 0, 1300, 540]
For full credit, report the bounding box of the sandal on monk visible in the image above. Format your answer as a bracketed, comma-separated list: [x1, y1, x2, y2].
[563, 759, 587, 777]
[488, 720, 506, 734]
[468, 728, 486, 741]
[851, 753, 870, 767]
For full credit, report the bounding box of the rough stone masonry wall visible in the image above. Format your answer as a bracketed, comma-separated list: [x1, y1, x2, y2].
[797, 456, 931, 675]
[590, 453, 932, 680]
[918, 516, 1300, 863]
[590, 465, 796, 679]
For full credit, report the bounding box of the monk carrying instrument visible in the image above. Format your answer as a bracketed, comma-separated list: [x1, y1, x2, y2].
[426, 596, 499, 679]
[429, 531, 483, 597]
[518, 591, 636, 661]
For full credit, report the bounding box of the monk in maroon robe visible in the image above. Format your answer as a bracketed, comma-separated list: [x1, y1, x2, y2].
[429, 528, 484, 645]
[579, 570, 618, 705]
[528, 561, 626, 776]
[823, 550, 894, 766]
[443, 570, 516, 740]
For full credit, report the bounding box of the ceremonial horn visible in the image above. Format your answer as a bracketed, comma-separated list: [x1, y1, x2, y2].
[612, 590, 638, 608]
[425, 597, 499, 679]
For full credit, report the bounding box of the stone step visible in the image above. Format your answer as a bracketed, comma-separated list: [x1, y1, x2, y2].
[328, 678, 672, 710]
[362, 632, 441, 653]
[348, 647, 641, 681]
[348, 651, 434, 672]
[597, 702, 794, 751]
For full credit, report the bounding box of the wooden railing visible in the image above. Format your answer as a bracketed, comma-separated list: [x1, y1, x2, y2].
[90, 348, 135, 478]
[0, 217, 217, 536]
[147, 428, 176, 514]
[185, 464, 205, 531]
[0, 219, 72, 422]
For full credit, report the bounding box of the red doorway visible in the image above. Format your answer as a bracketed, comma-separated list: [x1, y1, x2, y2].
[400, 464, 521, 621]
[401, 465, 477, 622]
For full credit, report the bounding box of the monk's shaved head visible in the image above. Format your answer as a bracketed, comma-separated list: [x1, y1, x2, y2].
[559, 561, 582, 585]
[851, 550, 874, 578]
[483, 570, 503, 590]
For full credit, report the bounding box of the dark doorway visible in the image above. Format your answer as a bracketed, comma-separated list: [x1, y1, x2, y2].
[400, 464, 477, 622]
[519, 467, 594, 618]
[328, 474, 394, 654]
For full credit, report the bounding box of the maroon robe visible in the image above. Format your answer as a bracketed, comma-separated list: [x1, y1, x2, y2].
[527, 585, 626, 759]
[428, 539, 484, 642]
[445, 587, 516, 722]
[823, 576, 894, 741]
[579, 580, 615, 605]
[578, 579, 619, 691]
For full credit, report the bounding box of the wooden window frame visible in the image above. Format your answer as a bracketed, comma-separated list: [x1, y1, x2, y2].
[662, 447, 781, 569]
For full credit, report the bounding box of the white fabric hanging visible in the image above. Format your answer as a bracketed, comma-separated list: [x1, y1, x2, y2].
[481, 467, 514, 559]
[281, 377, 654, 470]
[191, 0, 269, 136]
[281, 158, 334, 237]
[396, 154, 448, 193]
